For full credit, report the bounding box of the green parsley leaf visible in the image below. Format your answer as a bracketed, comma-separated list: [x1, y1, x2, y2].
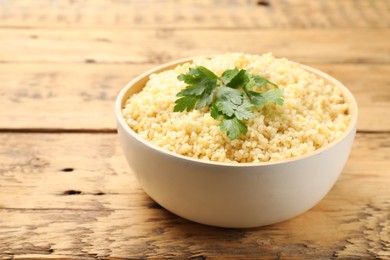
[177, 66, 218, 109]
[176, 81, 207, 97]
[215, 87, 243, 117]
[251, 75, 268, 87]
[234, 99, 254, 120]
[225, 69, 249, 89]
[174, 65, 283, 140]
[215, 88, 254, 120]
[247, 89, 284, 108]
[217, 87, 242, 105]
[220, 118, 247, 140]
[221, 69, 239, 85]
[210, 103, 223, 120]
[178, 66, 218, 84]
[263, 89, 284, 105]
[173, 95, 199, 112]
[246, 75, 278, 90]
[196, 86, 215, 109]
[251, 75, 278, 88]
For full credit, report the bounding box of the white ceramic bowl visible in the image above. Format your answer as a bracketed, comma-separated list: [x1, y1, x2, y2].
[115, 57, 358, 228]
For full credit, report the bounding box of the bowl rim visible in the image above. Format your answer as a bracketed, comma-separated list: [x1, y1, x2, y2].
[115, 55, 358, 167]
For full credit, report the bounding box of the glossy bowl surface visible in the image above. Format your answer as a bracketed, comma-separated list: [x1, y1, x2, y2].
[115, 57, 358, 228]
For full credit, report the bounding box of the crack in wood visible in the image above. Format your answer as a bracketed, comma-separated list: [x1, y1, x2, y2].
[334, 200, 390, 259]
[61, 191, 109, 196]
[61, 168, 74, 172]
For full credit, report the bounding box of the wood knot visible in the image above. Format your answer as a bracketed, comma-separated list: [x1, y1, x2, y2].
[257, 0, 270, 7]
[61, 168, 74, 172]
[63, 190, 82, 195]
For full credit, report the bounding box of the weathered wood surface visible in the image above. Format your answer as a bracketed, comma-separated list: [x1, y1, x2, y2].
[0, 0, 389, 29]
[0, 133, 389, 259]
[0, 28, 389, 64]
[0, 64, 389, 132]
[1, 0, 389, 259]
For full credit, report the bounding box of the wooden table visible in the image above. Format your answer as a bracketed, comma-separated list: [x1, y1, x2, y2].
[0, 0, 389, 259]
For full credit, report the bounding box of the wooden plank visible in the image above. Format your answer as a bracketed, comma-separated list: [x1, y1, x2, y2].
[0, 63, 389, 132]
[0, 0, 388, 29]
[0, 132, 388, 209]
[0, 132, 389, 258]
[0, 28, 389, 64]
[0, 63, 152, 131]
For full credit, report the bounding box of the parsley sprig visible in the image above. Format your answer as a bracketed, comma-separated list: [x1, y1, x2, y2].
[174, 66, 284, 140]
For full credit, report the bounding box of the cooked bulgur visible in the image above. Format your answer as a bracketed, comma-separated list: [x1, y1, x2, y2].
[122, 53, 350, 163]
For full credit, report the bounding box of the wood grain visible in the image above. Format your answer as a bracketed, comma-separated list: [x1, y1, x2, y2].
[0, 63, 389, 132]
[0, 0, 389, 259]
[0, 28, 389, 64]
[0, 63, 151, 131]
[0, 132, 389, 259]
[0, 0, 389, 29]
